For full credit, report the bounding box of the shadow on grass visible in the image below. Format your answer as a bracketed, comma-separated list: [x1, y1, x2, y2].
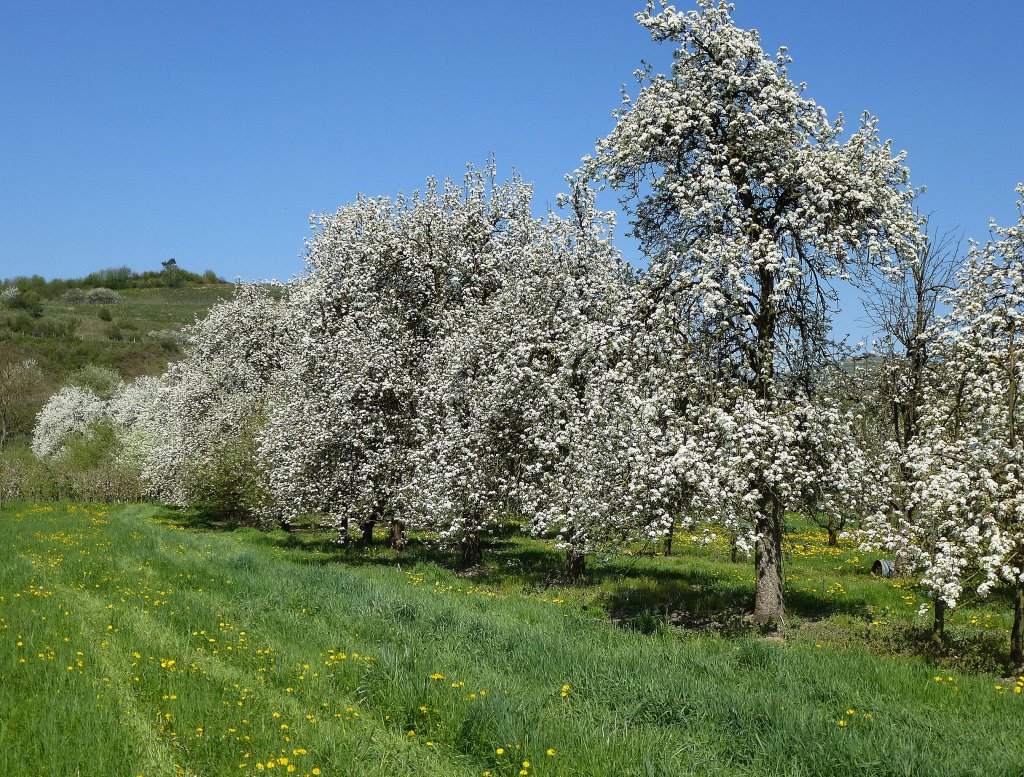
[157, 508, 878, 639]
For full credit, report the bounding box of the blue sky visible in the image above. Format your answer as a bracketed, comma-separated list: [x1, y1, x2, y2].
[1, 1, 1021, 334]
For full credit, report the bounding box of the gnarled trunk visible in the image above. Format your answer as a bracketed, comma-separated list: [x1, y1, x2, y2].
[458, 532, 482, 569]
[752, 498, 784, 626]
[359, 520, 376, 545]
[389, 519, 406, 552]
[827, 524, 839, 547]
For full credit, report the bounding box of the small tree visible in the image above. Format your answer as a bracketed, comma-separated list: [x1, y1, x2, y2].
[855, 220, 960, 643]
[891, 185, 1024, 664]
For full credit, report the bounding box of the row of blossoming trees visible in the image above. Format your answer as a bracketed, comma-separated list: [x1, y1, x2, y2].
[28, 1, 1024, 661]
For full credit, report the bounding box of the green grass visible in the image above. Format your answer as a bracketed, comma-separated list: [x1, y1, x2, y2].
[2, 283, 234, 382]
[2, 503, 1023, 776]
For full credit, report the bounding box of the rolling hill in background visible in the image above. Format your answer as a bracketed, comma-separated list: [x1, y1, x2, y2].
[0, 265, 233, 447]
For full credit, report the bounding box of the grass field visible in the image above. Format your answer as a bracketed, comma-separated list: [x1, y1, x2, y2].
[2, 502, 1023, 776]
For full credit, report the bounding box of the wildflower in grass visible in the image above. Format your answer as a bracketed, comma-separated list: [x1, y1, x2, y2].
[496, 748, 504, 755]
[837, 719, 847, 727]
[547, 749, 556, 756]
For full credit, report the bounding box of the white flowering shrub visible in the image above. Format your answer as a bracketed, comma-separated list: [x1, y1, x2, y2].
[31, 386, 109, 458]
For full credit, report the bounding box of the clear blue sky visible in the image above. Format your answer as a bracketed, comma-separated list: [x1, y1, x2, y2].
[2, 1, 1021, 332]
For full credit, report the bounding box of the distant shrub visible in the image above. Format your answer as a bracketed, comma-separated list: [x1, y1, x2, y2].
[147, 328, 187, 345]
[3, 314, 78, 338]
[0, 286, 20, 306]
[8, 290, 43, 317]
[97, 307, 113, 321]
[60, 288, 88, 304]
[86, 287, 121, 304]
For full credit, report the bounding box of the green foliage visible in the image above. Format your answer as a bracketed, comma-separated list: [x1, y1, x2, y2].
[2, 263, 226, 300]
[188, 416, 273, 527]
[97, 306, 112, 321]
[1, 312, 78, 338]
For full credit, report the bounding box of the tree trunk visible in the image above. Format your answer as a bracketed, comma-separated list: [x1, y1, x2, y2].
[752, 499, 784, 627]
[664, 516, 674, 556]
[827, 524, 839, 547]
[389, 520, 406, 552]
[731, 540, 740, 564]
[458, 532, 482, 569]
[1011, 582, 1024, 668]
[336, 515, 350, 546]
[359, 520, 376, 545]
[930, 595, 945, 648]
[565, 547, 586, 578]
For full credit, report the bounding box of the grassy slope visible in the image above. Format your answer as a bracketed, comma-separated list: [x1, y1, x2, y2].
[2, 504, 1022, 777]
[3, 284, 233, 382]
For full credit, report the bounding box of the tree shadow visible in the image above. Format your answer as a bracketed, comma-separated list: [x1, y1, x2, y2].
[154, 509, 893, 640]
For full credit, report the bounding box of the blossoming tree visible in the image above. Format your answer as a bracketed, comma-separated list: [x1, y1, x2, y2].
[584, 0, 918, 623]
[867, 186, 1024, 663]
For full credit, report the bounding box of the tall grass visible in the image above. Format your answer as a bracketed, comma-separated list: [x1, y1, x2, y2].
[1, 503, 1022, 776]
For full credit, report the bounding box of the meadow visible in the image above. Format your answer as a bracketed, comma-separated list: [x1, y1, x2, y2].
[2, 502, 1022, 776]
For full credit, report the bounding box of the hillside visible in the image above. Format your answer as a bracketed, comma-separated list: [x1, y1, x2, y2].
[0, 275, 234, 448]
[2, 502, 1022, 777]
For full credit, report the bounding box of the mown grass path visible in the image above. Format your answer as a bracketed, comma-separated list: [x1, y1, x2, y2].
[1, 503, 1022, 776]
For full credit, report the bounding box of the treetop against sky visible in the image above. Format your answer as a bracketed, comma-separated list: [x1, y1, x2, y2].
[1, 2, 1020, 319]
